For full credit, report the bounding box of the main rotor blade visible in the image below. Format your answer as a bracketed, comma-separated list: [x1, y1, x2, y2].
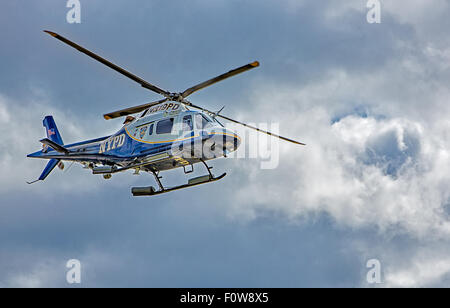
[217, 114, 306, 145]
[44, 30, 170, 97]
[181, 61, 259, 98]
[185, 103, 305, 145]
[103, 98, 168, 120]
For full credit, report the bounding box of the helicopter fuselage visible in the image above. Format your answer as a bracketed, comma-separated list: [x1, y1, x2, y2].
[28, 103, 240, 176]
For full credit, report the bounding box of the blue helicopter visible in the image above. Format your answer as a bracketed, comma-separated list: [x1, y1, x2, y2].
[27, 31, 305, 196]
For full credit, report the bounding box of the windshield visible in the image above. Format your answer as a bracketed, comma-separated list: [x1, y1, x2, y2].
[195, 114, 212, 129]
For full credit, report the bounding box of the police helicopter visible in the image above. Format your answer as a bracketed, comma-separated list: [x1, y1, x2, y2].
[27, 31, 305, 196]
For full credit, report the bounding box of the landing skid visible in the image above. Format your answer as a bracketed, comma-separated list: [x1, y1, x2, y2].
[131, 159, 226, 196]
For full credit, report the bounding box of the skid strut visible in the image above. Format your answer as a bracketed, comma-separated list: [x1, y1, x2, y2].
[131, 160, 226, 196]
[152, 171, 164, 191]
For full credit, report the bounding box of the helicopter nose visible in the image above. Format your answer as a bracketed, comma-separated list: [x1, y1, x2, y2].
[228, 131, 241, 152]
[212, 129, 241, 153]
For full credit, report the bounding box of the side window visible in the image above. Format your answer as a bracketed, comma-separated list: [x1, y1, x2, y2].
[182, 115, 193, 131]
[156, 118, 174, 134]
[148, 123, 154, 135]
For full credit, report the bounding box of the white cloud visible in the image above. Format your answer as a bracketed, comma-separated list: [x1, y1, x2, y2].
[223, 45, 450, 240]
[228, 107, 450, 237]
[218, 68, 450, 288]
[5, 260, 60, 288]
[0, 248, 119, 287]
[383, 0, 450, 38]
[385, 255, 450, 288]
[0, 94, 128, 196]
[212, 8, 450, 284]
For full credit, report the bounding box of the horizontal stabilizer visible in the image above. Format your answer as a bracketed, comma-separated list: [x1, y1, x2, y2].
[40, 138, 70, 154]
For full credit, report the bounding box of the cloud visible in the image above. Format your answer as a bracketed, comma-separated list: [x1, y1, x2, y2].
[0, 93, 127, 196]
[223, 65, 450, 240]
[385, 255, 450, 288]
[383, 0, 450, 42]
[1, 0, 450, 288]
[211, 8, 450, 284]
[4, 259, 61, 288]
[0, 247, 120, 287]
[228, 113, 450, 236]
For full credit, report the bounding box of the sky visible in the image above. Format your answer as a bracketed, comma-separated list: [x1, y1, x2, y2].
[1, 0, 450, 287]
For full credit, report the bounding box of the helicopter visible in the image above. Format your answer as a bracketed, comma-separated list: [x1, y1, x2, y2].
[27, 31, 305, 196]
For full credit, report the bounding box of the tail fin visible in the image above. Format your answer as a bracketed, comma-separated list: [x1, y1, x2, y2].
[27, 116, 64, 184]
[43, 115, 64, 145]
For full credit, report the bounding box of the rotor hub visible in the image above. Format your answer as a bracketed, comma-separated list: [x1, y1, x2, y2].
[167, 92, 184, 102]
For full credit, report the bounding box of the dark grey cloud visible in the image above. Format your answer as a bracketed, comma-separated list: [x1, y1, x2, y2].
[0, 188, 368, 287]
[0, 0, 416, 112]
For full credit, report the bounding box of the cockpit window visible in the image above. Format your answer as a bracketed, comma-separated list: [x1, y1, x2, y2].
[182, 115, 193, 131]
[202, 114, 212, 122]
[213, 117, 224, 127]
[156, 118, 174, 134]
[203, 113, 224, 127]
[195, 114, 211, 129]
